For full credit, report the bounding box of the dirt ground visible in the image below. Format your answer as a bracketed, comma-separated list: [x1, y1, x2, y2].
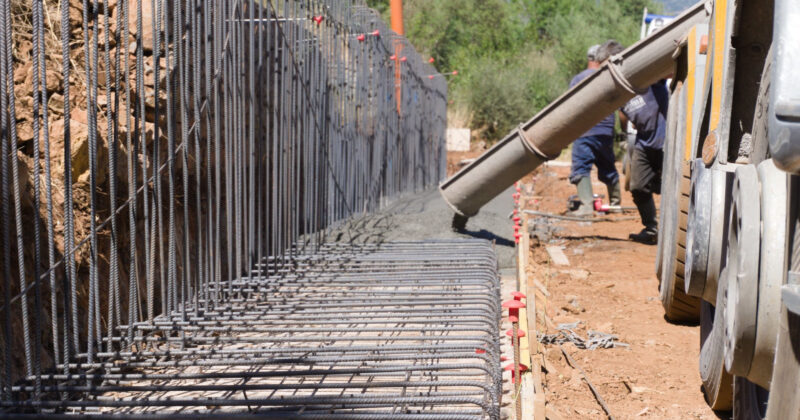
[517, 161, 720, 419]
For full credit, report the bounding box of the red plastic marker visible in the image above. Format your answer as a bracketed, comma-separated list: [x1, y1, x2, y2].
[505, 363, 528, 371]
[429, 57, 435, 63]
[502, 299, 525, 319]
[313, 16, 324, 25]
[452, 70, 458, 75]
[389, 54, 396, 60]
[371, 29, 380, 37]
[357, 34, 366, 42]
[428, 75, 434, 80]
[504, 363, 530, 383]
[508, 315, 519, 323]
[514, 232, 522, 243]
[513, 216, 521, 223]
[511, 291, 526, 300]
[506, 328, 526, 338]
[400, 56, 407, 62]
[475, 348, 486, 354]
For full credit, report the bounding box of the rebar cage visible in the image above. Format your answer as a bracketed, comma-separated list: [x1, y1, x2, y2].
[0, 0, 502, 417]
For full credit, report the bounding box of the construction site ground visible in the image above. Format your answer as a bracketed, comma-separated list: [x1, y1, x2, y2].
[451, 148, 719, 419]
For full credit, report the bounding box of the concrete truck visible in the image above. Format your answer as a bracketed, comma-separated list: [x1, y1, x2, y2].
[438, 0, 800, 417]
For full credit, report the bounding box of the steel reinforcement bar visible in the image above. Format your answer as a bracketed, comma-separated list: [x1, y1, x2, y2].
[0, 0, 458, 416]
[5, 240, 501, 418]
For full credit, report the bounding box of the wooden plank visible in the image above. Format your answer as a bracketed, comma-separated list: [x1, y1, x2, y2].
[518, 216, 545, 420]
[545, 246, 570, 266]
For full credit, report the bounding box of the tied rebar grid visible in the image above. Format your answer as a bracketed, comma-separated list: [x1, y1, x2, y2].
[0, 0, 476, 417]
[7, 240, 501, 418]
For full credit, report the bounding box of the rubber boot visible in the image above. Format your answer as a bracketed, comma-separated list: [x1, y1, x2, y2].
[607, 180, 622, 212]
[630, 190, 658, 244]
[568, 177, 593, 217]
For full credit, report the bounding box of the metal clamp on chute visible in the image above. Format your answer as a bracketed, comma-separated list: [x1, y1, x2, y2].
[608, 54, 650, 96]
[516, 124, 560, 161]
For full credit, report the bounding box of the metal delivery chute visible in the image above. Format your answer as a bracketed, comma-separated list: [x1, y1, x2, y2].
[439, 0, 712, 227]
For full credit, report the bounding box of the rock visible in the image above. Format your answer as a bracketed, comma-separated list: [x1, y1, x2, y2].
[46, 70, 63, 93]
[49, 93, 65, 116]
[561, 295, 585, 314]
[16, 121, 34, 143]
[126, 0, 155, 53]
[51, 116, 108, 183]
[71, 109, 88, 125]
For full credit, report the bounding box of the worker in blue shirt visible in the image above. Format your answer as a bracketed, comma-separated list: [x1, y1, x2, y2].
[597, 40, 669, 244]
[567, 44, 622, 216]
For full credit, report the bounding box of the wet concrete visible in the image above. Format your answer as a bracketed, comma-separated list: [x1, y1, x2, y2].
[326, 187, 517, 268]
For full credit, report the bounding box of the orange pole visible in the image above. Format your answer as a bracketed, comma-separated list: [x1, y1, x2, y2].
[391, 0, 403, 115]
[390, 0, 404, 35]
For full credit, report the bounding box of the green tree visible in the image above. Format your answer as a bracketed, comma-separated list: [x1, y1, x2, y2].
[369, 0, 662, 142]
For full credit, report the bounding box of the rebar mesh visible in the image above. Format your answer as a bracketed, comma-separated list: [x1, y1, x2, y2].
[0, 0, 501, 417]
[7, 240, 501, 418]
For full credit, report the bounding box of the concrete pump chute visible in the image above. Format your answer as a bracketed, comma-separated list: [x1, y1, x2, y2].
[439, 1, 712, 226]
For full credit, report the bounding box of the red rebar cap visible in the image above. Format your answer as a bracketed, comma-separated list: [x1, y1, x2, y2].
[502, 299, 525, 309]
[371, 29, 380, 37]
[357, 34, 366, 42]
[505, 363, 530, 382]
[504, 363, 529, 372]
[506, 328, 526, 338]
[513, 216, 521, 223]
[452, 70, 459, 75]
[514, 233, 522, 243]
[313, 16, 324, 25]
[428, 75, 435, 80]
[429, 57, 435, 63]
[511, 291, 526, 300]
[508, 315, 519, 322]
[390, 54, 397, 60]
[400, 56, 408, 62]
[475, 348, 486, 354]
[500, 356, 509, 362]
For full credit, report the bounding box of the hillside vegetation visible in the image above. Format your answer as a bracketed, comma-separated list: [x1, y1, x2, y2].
[368, 0, 662, 142]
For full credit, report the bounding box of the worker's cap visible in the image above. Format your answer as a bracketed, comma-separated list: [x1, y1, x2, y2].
[587, 44, 600, 61]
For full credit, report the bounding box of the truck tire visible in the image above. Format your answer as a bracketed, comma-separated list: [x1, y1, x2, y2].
[700, 270, 733, 411]
[735, 376, 769, 420]
[659, 81, 701, 322]
[656, 82, 681, 283]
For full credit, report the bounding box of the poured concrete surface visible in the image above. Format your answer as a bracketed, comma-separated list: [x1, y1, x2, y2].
[327, 187, 517, 268]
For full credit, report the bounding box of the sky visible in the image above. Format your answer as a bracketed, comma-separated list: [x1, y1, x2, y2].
[657, 0, 701, 14]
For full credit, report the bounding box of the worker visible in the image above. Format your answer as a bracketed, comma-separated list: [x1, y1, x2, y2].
[597, 40, 669, 244]
[567, 44, 622, 216]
